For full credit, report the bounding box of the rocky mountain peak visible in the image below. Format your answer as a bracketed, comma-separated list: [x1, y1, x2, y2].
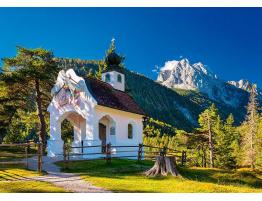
[156, 58, 252, 107]
[157, 58, 217, 91]
[228, 79, 262, 99]
[228, 79, 253, 92]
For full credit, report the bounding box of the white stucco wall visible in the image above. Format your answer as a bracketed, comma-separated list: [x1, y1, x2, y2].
[94, 105, 143, 159]
[95, 105, 143, 145]
[47, 69, 97, 157]
[101, 71, 125, 91]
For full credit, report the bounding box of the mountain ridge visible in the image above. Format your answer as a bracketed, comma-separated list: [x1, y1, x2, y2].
[157, 58, 260, 108]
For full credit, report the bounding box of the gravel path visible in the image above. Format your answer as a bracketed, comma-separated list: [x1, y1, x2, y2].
[24, 156, 110, 193]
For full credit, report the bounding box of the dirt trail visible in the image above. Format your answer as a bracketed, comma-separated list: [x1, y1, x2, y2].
[24, 156, 110, 193]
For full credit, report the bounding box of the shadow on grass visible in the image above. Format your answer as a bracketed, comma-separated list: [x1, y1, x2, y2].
[57, 159, 153, 180]
[0, 165, 43, 181]
[178, 166, 262, 189]
[56, 159, 262, 190]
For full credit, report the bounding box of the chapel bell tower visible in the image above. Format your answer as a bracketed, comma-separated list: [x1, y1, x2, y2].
[101, 49, 125, 92]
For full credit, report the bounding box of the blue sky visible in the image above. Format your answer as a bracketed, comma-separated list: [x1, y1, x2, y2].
[0, 8, 261, 86]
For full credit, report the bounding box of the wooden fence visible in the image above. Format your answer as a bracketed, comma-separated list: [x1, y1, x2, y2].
[63, 143, 187, 168]
[0, 142, 43, 173]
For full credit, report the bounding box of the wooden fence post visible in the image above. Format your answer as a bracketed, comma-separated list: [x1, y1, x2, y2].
[138, 143, 143, 162]
[181, 150, 187, 166]
[25, 146, 28, 169]
[63, 143, 68, 169]
[184, 151, 187, 165]
[106, 143, 111, 164]
[37, 143, 43, 173]
[67, 145, 70, 161]
[81, 140, 84, 154]
[181, 150, 184, 166]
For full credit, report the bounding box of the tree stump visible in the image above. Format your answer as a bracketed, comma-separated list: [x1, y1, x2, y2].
[145, 156, 179, 176]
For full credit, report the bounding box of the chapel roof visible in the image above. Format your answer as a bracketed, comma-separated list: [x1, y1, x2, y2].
[84, 77, 145, 116]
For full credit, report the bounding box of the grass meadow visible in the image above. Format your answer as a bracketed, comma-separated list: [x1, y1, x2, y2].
[57, 159, 262, 193]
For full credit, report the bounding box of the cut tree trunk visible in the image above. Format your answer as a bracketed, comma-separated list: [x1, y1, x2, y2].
[35, 79, 47, 152]
[145, 156, 179, 177]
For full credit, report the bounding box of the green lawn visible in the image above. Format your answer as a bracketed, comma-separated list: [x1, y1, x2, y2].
[0, 165, 66, 193]
[57, 159, 262, 193]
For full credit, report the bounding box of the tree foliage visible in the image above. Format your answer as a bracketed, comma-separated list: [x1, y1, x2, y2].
[95, 38, 125, 79]
[0, 46, 60, 148]
[240, 85, 261, 169]
[189, 104, 239, 168]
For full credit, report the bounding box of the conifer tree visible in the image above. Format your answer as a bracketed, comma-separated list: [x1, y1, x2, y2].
[255, 114, 262, 167]
[213, 115, 225, 167]
[95, 38, 125, 79]
[241, 85, 260, 169]
[216, 114, 238, 168]
[87, 68, 95, 78]
[106, 38, 116, 55]
[198, 104, 218, 168]
[0, 47, 60, 149]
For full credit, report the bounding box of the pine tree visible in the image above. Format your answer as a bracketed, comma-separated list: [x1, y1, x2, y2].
[95, 38, 125, 79]
[87, 68, 95, 78]
[216, 114, 238, 168]
[0, 47, 60, 149]
[255, 114, 262, 167]
[198, 103, 218, 168]
[241, 85, 260, 169]
[188, 130, 208, 167]
[106, 38, 116, 55]
[214, 115, 225, 167]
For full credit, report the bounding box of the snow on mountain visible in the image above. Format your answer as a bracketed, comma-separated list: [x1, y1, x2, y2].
[157, 58, 218, 90]
[228, 79, 254, 92]
[228, 79, 262, 98]
[157, 58, 249, 107]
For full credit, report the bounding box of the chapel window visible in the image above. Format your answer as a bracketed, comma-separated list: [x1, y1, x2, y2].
[110, 127, 115, 135]
[128, 124, 133, 139]
[105, 73, 111, 82]
[117, 74, 122, 83]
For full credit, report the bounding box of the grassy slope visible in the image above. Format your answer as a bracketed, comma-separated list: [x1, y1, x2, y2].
[57, 159, 262, 193]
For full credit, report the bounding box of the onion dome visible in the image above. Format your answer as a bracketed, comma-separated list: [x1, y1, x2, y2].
[103, 52, 124, 73]
[105, 52, 122, 67]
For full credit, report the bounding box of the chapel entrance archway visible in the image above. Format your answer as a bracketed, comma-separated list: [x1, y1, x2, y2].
[58, 111, 86, 153]
[98, 115, 116, 152]
[61, 119, 74, 144]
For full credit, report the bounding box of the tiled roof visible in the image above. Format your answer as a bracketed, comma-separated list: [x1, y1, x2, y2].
[84, 77, 145, 116]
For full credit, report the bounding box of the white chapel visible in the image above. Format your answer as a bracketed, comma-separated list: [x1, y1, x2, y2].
[47, 52, 145, 158]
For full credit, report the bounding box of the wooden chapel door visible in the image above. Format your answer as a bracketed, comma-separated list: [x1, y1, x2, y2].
[99, 123, 107, 153]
